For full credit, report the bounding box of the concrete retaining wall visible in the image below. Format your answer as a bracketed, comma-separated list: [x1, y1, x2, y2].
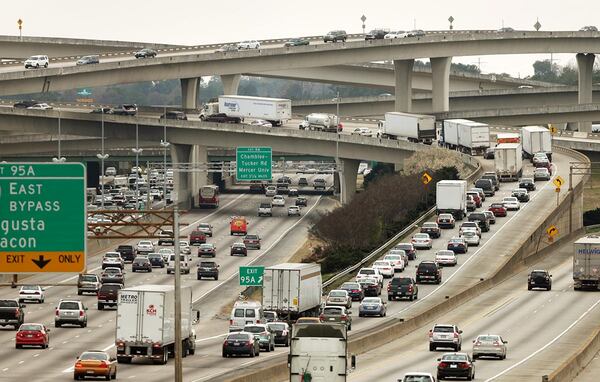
[546, 326, 600, 382]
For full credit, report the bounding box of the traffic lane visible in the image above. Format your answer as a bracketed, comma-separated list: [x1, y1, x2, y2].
[2, 194, 326, 380]
[347, 161, 548, 332]
[347, 239, 600, 382]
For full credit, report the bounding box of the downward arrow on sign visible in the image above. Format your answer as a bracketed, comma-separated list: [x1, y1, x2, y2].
[32, 255, 51, 269]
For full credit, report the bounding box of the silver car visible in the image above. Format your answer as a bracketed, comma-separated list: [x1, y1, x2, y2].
[472, 334, 508, 359]
[358, 297, 387, 317]
[326, 290, 352, 309]
[502, 196, 520, 211]
[461, 230, 480, 246]
[55, 300, 88, 328]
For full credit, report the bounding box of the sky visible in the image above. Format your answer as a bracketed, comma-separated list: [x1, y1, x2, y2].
[1, 0, 596, 77]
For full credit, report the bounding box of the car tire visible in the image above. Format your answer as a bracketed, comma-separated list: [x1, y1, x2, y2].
[547, 286, 552, 291]
[15, 344, 21, 349]
[387, 296, 392, 301]
[77, 291, 82, 296]
[473, 354, 478, 360]
[222, 351, 227, 358]
[429, 344, 435, 351]
[82, 321, 87, 328]
[528, 285, 532, 291]
[105, 373, 111, 381]
[111, 370, 117, 380]
[250, 348, 255, 358]
[98, 303, 104, 310]
[55, 322, 61, 328]
[270, 343, 275, 352]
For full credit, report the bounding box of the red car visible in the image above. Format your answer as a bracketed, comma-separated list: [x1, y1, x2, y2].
[467, 191, 482, 208]
[15, 323, 50, 349]
[488, 203, 508, 217]
[436, 213, 456, 229]
[189, 230, 207, 245]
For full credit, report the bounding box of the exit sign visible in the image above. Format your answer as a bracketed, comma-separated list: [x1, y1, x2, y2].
[236, 147, 272, 181]
[239, 266, 264, 286]
[0, 163, 86, 273]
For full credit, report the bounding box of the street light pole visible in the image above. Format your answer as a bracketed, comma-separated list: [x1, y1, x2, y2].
[96, 109, 109, 209]
[335, 91, 343, 204]
[132, 123, 144, 210]
[173, 207, 182, 382]
[160, 121, 170, 208]
[52, 111, 66, 163]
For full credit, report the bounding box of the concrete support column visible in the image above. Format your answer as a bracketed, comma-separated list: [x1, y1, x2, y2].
[337, 159, 360, 205]
[431, 56, 452, 112]
[171, 144, 192, 209]
[221, 74, 241, 95]
[393, 59, 415, 112]
[576, 53, 595, 132]
[180, 77, 200, 110]
[190, 145, 208, 208]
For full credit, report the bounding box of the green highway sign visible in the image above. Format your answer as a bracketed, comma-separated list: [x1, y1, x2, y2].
[239, 266, 265, 286]
[236, 147, 272, 181]
[0, 163, 86, 273]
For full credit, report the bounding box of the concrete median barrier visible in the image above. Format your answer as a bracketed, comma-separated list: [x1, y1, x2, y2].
[545, 326, 600, 382]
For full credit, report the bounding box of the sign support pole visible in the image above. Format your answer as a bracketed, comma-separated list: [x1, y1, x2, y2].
[174, 208, 182, 382]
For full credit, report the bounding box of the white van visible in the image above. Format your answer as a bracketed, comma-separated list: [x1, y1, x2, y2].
[166, 253, 192, 274]
[229, 301, 265, 332]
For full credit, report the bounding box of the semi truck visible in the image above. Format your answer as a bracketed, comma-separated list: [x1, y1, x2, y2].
[377, 112, 436, 144]
[494, 143, 523, 182]
[115, 285, 197, 365]
[496, 133, 520, 144]
[262, 263, 322, 322]
[436, 180, 468, 220]
[299, 113, 341, 133]
[441, 119, 490, 155]
[289, 323, 348, 382]
[573, 235, 600, 290]
[200, 95, 292, 126]
[521, 125, 552, 161]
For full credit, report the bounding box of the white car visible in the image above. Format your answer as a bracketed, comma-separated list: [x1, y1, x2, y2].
[461, 230, 480, 246]
[18, 285, 44, 303]
[384, 31, 406, 39]
[102, 252, 124, 269]
[435, 250, 458, 267]
[179, 240, 191, 255]
[27, 103, 53, 110]
[351, 127, 373, 137]
[534, 167, 551, 181]
[238, 40, 261, 49]
[411, 233, 433, 250]
[400, 372, 436, 382]
[459, 222, 481, 237]
[265, 186, 277, 197]
[372, 260, 394, 278]
[502, 196, 521, 211]
[136, 240, 155, 254]
[105, 167, 117, 176]
[356, 267, 384, 286]
[288, 206, 301, 216]
[249, 119, 273, 127]
[383, 254, 405, 272]
[157, 248, 174, 262]
[272, 195, 285, 207]
[24, 55, 49, 69]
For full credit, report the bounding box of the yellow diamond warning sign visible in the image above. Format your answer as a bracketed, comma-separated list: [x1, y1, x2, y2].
[422, 172, 432, 185]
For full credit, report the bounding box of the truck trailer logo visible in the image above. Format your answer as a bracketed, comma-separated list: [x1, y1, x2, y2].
[223, 101, 240, 112]
[577, 249, 600, 255]
[146, 304, 157, 316]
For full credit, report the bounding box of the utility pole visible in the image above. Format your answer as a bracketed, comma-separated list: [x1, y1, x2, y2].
[173, 207, 182, 382]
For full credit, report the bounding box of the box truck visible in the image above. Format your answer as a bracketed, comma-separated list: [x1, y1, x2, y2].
[200, 95, 291, 126]
[289, 323, 348, 382]
[436, 180, 468, 220]
[262, 263, 322, 321]
[573, 235, 600, 290]
[377, 112, 436, 144]
[299, 113, 341, 133]
[115, 285, 197, 365]
[494, 143, 523, 182]
[521, 126, 552, 161]
[441, 119, 490, 155]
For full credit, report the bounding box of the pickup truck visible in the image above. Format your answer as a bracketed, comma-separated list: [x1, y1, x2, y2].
[387, 277, 419, 301]
[0, 299, 25, 330]
[115, 245, 136, 262]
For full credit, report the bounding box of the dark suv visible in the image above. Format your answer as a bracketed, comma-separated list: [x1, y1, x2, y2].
[519, 178, 536, 191]
[115, 245, 135, 263]
[160, 111, 187, 120]
[387, 277, 419, 301]
[474, 178, 495, 197]
[365, 29, 388, 40]
[416, 261, 442, 284]
[528, 270, 552, 291]
[203, 113, 241, 123]
[97, 283, 122, 310]
[324, 30, 347, 43]
[197, 261, 219, 280]
[468, 212, 490, 232]
[481, 172, 500, 191]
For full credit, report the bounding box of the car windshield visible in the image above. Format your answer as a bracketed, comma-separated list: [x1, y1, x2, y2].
[105, 269, 120, 274]
[20, 324, 42, 331]
[449, 238, 464, 243]
[373, 261, 390, 267]
[329, 291, 347, 297]
[80, 352, 108, 361]
[200, 262, 215, 267]
[59, 302, 80, 310]
[396, 244, 412, 250]
[200, 244, 214, 249]
[0, 300, 18, 307]
[437, 251, 455, 256]
[531, 271, 548, 277]
[404, 376, 434, 382]
[138, 241, 152, 246]
[463, 231, 476, 237]
[491, 203, 504, 208]
[359, 269, 375, 275]
[422, 223, 437, 228]
[362, 298, 380, 304]
[21, 285, 39, 291]
[439, 214, 453, 219]
[477, 335, 501, 342]
[148, 254, 161, 259]
[133, 259, 147, 264]
[244, 326, 265, 333]
[268, 323, 286, 331]
[442, 354, 468, 361]
[503, 197, 518, 202]
[341, 283, 360, 290]
[414, 234, 428, 239]
[384, 255, 400, 261]
[234, 309, 244, 318]
[245, 235, 258, 240]
[100, 285, 121, 292]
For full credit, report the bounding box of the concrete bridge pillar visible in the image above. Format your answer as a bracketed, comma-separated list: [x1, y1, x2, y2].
[431, 56, 452, 113]
[221, 74, 241, 95]
[170, 143, 192, 209]
[336, 158, 360, 205]
[393, 59, 415, 112]
[180, 77, 201, 110]
[190, 145, 208, 208]
[576, 53, 595, 132]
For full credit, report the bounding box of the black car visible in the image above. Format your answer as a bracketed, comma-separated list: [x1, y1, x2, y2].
[528, 270, 552, 291]
[358, 279, 381, 297]
[365, 29, 389, 40]
[132, 258, 152, 273]
[13, 100, 39, 109]
[284, 38, 310, 47]
[468, 212, 490, 232]
[147, 253, 165, 268]
[483, 147, 495, 159]
[230, 244, 248, 257]
[324, 30, 347, 43]
[519, 178, 536, 191]
[481, 172, 500, 191]
[295, 197, 308, 207]
[416, 261, 442, 284]
[160, 111, 187, 120]
[474, 178, 495, 197]
[437, 353, 475, 381]
[387, 277, 419, 301]
[115, 245, 135, 263]
[197, 261, 219, 280]
[134, 48, 157, 58]
[267, 322, 290, 346]
[203, 113, 241, 123]
[339, 282, 364, 301]
[222, 332, 260, 357]
[512, 189, 530, 202]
